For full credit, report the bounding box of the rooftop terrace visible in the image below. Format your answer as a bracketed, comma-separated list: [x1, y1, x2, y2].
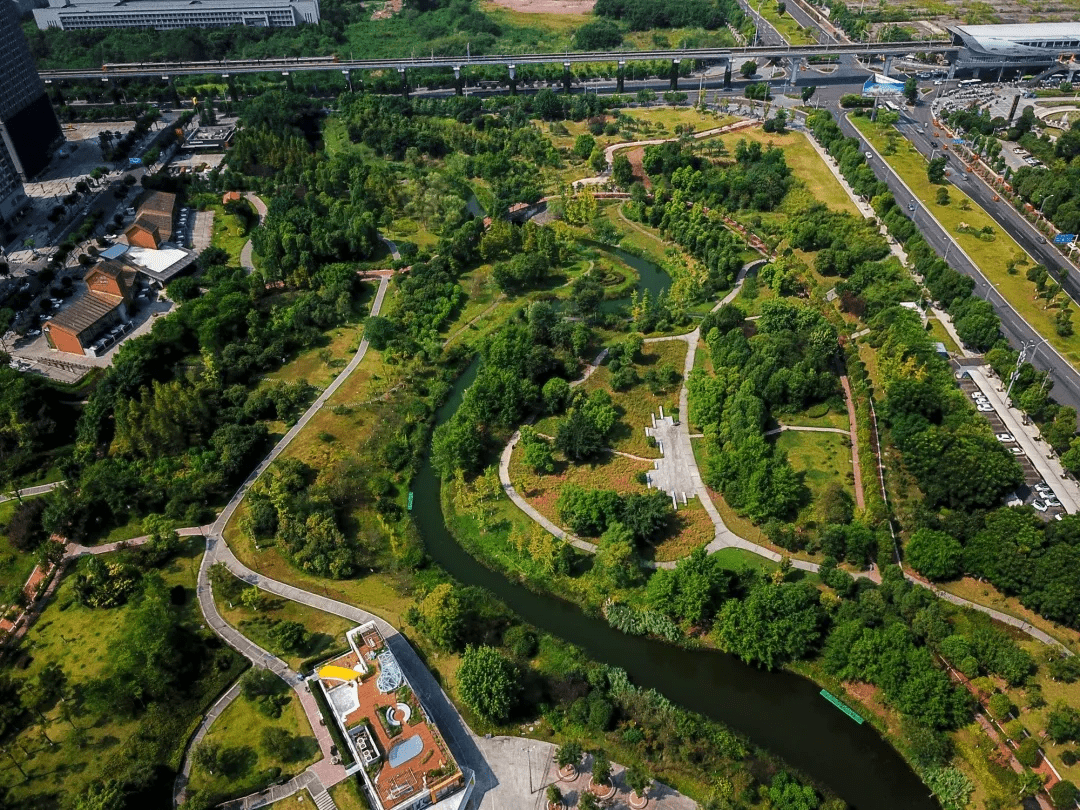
[315, 623, 467, 810]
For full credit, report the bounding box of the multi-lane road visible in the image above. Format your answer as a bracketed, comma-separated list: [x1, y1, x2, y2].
[837, 110, 1080, 412]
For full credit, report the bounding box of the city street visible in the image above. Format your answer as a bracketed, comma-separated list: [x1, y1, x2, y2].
[837, 110, 1080, 414]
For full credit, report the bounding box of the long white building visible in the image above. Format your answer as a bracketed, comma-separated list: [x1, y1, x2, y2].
[33, 0, 320, 31]
[950, 23, 1080, 75]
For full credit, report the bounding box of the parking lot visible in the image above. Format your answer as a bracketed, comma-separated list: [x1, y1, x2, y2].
[956, 364, 1079, 518]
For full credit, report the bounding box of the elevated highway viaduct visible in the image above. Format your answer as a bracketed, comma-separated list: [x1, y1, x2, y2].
[41, 41, 954, 95]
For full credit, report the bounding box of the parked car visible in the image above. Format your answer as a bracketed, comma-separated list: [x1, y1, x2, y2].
[995, 433, 1014, 442]
[977, 403, 994, 412]
[1009, 446, 1024, 455]
[1032, 500, 1048, 512]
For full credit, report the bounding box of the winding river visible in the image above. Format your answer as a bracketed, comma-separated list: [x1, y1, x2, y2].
[414, 253, 938, 810]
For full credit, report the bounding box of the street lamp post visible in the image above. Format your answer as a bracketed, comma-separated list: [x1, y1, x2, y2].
[1039, 193, 1055, 216]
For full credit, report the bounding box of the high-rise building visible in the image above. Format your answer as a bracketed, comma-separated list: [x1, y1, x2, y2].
[0, 135, 27, 226]
[0, 0, 63, 181]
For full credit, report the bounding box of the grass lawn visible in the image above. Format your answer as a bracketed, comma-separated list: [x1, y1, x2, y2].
[852, 114, 1080, 367]
[0, 499, 38, 593]
[211, 574, 354, 670]
[938, 576, 1080, 653]
[0, 538, 246, 805]
[927, 317, 961, 353]
[773, 429, 855, 510]
[261, 323, 364, 391]
[210, 201, 256, 267]
[777, 405, 850, 432]
[187, 689, 320, 803]
[575, 339, 688, 459]
[709, 546, 780, 573]
[758, 4, 819, 45]
[330, 777, 371, 810]
[715, 127, 860, 217]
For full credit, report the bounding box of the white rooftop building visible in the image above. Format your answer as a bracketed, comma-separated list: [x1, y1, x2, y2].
[949, 23, 1080, 76]
[33, 0, 320, 30]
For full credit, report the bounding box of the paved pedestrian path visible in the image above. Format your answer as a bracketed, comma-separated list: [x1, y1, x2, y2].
[211, 274, 389, 538]
[840, 375, 866, 510]
[0, 480, 64, 504]
[238, 192, 268, 275]
[763, 425, 850, 436]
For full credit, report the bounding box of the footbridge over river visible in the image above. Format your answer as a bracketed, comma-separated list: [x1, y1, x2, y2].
[40, 40, 955, 92]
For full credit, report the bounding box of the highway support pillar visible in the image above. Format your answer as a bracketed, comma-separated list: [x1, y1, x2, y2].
[1006, 93, 1020, 125]
[670, 59, 681, 91]
[398, 67, 408, 98]
[883, 55, 893, 78]
[617, 61, 625, 93]
[724, 61, 732, 89]
[998, 65, 1005, 82]
[282, 71, 294, 91]
[342, 69, 353, 93]
[225, 74, 238, 102]
[509, 64, 518, 95]
[563, 61, 572, 93]
[453, 66, 463, 96]
[788, 58, 801, 91]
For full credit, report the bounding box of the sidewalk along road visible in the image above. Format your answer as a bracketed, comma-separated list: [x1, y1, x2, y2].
[840, 112, 1080, 416]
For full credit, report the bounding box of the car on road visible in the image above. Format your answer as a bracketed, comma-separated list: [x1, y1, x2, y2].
[908, 202, 916, 211]
[1033, 500, 1048, 512]
[864, 151, 873, 160]
[1038, 236, 1047, 244]
[995, 433, 1015, 442]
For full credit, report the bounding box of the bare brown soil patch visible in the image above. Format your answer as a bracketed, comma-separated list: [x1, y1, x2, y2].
[371, 0, 403, 21]
[489, 0, 595, 13]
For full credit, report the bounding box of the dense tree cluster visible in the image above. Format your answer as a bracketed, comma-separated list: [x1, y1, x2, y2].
[821, 567, 973, 730]
[690, 298, 839, 522]
[593, 0, 734, 30]
[433, 305, 593, 478]
[873, 307, 1022, 511]
[557, 485, 672, 544]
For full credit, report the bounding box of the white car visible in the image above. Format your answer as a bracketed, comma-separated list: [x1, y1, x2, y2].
[972, 391, 988, 400]
[1032, 500, 1048, 512]
[977, 403, 994, 412]
[1009, 446, 1024, 455]
[995, 433, 1014, 442]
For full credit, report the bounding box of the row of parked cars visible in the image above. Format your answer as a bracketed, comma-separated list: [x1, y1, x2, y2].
[89, 321, 133, 356]
[972, 389, 1066, 514]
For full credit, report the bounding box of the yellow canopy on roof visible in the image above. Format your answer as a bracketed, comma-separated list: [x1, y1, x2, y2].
[319, 665, 362, 682]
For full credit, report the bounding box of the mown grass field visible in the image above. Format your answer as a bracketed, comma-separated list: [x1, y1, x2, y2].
[758, 3, 818, 45]
[0, 499, 38, 593]
[212, 575, 354, 671]
[210, 201, 256, 267]
[852, 115, 1080, 367]
[716, 127, 860, 217]
[187, 689, 320, 802]
[0, 539, 245, 805]
[773, 428, 855, 511]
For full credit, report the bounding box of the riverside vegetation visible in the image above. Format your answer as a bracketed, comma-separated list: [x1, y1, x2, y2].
[4, 88, 1080, 810]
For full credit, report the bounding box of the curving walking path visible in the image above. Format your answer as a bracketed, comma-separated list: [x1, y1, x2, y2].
[572, 119, 761, 188]
[211, 274, 390, 539]
[238, 192, 268, 275]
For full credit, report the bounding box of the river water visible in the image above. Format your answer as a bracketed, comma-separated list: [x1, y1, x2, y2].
[411, 252, 938, 810]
